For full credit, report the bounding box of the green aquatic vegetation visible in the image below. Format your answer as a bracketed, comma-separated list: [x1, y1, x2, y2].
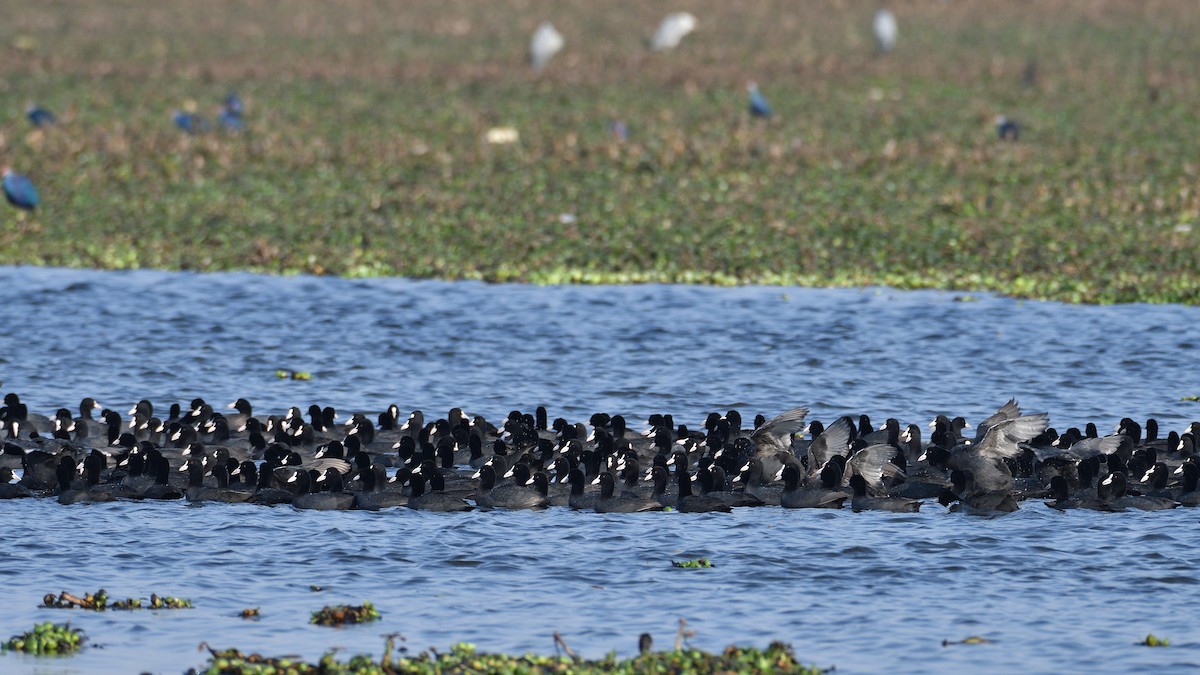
[3, 1, 1200, 304]
[2, 622, 84, 655]
[310, 601, 381, 626]
[1182, 396, 1200, 402]
[1140, 634, 1170, 647]
[41, 589, 192, 610]
[42, 589, 110, 610]
[671, 557, 714, 568]
[148, 594, 194, 609]
[192, 639, 825, 674]
[275, 369, 312, 380]
[942, 636, 993, 647]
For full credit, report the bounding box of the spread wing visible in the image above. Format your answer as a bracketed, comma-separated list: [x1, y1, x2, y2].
[750, 406, 809, 452]
[844, 443, 903, 490]
[974, 399, 1021, 442]
[1036, 434, 1121, 462]
[974, 412, 1049, 460]
[806, 416, 851, 472]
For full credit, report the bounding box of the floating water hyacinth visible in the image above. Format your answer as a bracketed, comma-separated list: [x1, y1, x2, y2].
[2, 168, 39, 211]
[942, 636, 994, 647]
[274, 369, 312, 380]
[41, 589, 192, 610]
[310, 601, 380, 626]
[196, 639, 824, 674]
[530, 21, 564, 71]
[650, 12, 697, 52]
[2, 623, 83, 655]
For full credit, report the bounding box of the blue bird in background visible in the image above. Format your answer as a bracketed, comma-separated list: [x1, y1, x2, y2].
[3, 168, 40, 211]
[217, 93, 245, 131]
[747, 82, 773, 118]
[223, 93, 244, 117]
[173, 109, 207, 134]
[609, 119, 628, 142]
[25, 104, 56, 127]
[218, 107, 245, 131]
[996, 115, 1020, 141]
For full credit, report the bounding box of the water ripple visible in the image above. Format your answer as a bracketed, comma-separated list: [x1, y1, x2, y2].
[0, 269, 1197, 673]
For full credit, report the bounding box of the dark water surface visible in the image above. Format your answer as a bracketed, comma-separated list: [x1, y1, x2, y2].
[1, 266, 1198, 674]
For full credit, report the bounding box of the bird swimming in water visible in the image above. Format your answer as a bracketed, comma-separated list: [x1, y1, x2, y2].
[996, 115, 1020, 141]
[873, 9, 898, 54]
[3, 168, 40, 211]
[650, 12, 697, 52]
[25, 104, 56, 127]
[747, 82, 773, 118]
[530, 22, 564, 72]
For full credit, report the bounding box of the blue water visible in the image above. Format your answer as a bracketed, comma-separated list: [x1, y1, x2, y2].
[1, 266, 1198, 674]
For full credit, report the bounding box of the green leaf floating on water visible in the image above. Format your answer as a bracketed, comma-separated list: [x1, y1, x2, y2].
[1182, 396, 1200, 402]
[1140, 634, 1170, 647]
[672, 557, 714, 568]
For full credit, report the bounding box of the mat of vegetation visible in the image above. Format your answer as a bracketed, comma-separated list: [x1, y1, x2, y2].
[310, 602, 381, 627]
[2, 622, 84, 656]
[1, 1, 1198, 303]
[41, 589, 193, 610]
[191, 640, 824, 675]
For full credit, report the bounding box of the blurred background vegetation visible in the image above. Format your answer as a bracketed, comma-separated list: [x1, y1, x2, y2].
[0, 1, 1197, 303]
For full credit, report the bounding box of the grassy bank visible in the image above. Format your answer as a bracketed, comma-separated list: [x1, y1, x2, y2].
[1, 1, 1198, 303]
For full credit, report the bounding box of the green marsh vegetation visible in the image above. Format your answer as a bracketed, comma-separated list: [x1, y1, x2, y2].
[2, 622, 84, 655]
[41, 589, 193, 610]
[192, 639, 825, 675]
[1, 1, 1198, 303]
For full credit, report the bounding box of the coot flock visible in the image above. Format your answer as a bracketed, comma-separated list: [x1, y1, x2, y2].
[2, 393, 1196, 515]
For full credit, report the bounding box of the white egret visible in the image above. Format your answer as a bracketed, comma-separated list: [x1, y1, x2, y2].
[530, 21, 564, 71]
[650, 12, 697, 52]
[873, 9, 897, 54]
